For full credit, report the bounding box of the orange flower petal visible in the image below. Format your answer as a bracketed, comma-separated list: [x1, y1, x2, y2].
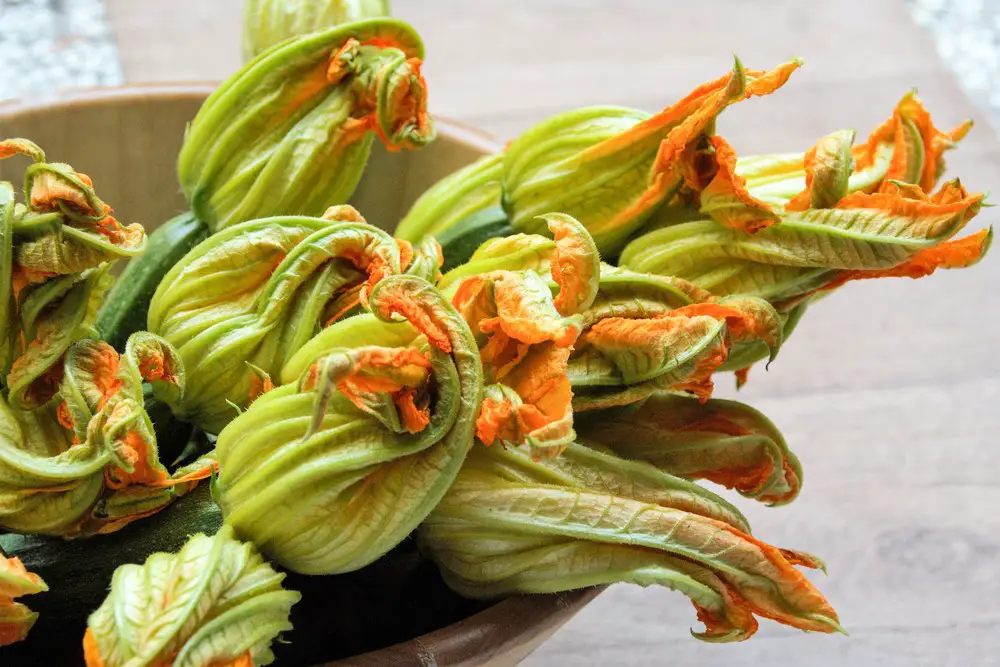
[854, 92, 970, 193]
[477, 272, 580, 347]
[699, 136, 779, 233]
[818, 228, 992, 293]
[375, 281, 453, 353]
[545, 213, 600, 316]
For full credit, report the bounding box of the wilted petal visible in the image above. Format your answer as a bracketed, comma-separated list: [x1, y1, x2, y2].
[0, 556, 47, 647]
[699, 135, 780, 233]
[577, 393, 802, 505]
[503, 58, 801, 254]
[543, 212, 600, 316]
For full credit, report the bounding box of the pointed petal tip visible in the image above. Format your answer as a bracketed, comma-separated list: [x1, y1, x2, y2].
[690, 625, 750, 643]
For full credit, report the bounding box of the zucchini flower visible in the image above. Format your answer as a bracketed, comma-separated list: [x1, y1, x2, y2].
[620, 180, 990, 309]
[84, 526, 300, 667]
[692, 91, 972, 228]
[419, 443, 841, 642]
[451, 214, 599, 459]
[178, 19, 434, 233]
[0, 140, 146, 406]
[148, 209, 406, 433]
[215, 275, 483, 574]
[0, 333, 214, 537]
[440, 216, 781, 420]
[501, 57, 801, 255]
[243, 0, 391, 59]
[621, 92, 987, 307]
[395, 153, 504, 243]
[570, 289, 783, 410]
[576, 392, 802, 505]
[0, 139, 145, 278]
[0, 555, 47, 647]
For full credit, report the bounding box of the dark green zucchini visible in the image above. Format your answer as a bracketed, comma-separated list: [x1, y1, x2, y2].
[95, 212, 209, 350]
[435, 205, 513, 273]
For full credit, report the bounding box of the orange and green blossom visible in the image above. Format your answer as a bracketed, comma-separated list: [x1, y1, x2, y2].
[419, 443, 841, 642]
[83, 527, 299, 667]
[178, 19, 434, 233]
[215, 275, 483, 574]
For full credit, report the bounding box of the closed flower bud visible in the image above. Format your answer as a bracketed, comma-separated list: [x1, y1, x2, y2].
[215, 275, 483, 574]
[501, 58, 801, 255]
[178, 19, 434, 233]
[148, 210, 406, 433]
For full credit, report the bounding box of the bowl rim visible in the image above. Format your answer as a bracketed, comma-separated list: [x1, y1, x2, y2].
[0, 84, 604, 666]
[0, 82, 501, 157]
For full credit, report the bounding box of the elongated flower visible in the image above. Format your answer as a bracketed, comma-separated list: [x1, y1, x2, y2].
[84, 526, 300, 667]
[622, 92, 987, 313]
[696, 92, 971, 219]
[243, 0, 391, 59]
[576, 392, 802, 505]
[0, 333, 213, 537]
[502, 57, 801, 255]
[148, 209, 406, 433]
[395, 153, 504, 242]
[0, 140, 145, 405]
[620, 179, 990, 310]
[215, 275, 483, 574]
[0, 556, 47, 647]
[178, 19, 434, 233]
[451, 214, 599, 459]
[419, 443, 841, 642]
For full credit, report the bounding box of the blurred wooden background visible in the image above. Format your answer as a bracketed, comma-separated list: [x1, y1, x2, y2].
[103, 0, 1000, 664]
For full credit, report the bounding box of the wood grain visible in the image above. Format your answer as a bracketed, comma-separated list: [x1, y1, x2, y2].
[97, 1, 1000, 665]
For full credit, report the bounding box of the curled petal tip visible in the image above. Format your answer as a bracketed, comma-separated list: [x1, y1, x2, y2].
[690, 627, 749, 643]
[0, 138, 45, 163]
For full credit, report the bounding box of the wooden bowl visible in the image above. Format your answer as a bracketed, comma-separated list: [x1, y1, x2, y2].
[0, 86, 602, 667]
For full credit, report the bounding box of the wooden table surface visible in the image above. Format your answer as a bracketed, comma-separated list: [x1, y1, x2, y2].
[104, 1, 1000, 664]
